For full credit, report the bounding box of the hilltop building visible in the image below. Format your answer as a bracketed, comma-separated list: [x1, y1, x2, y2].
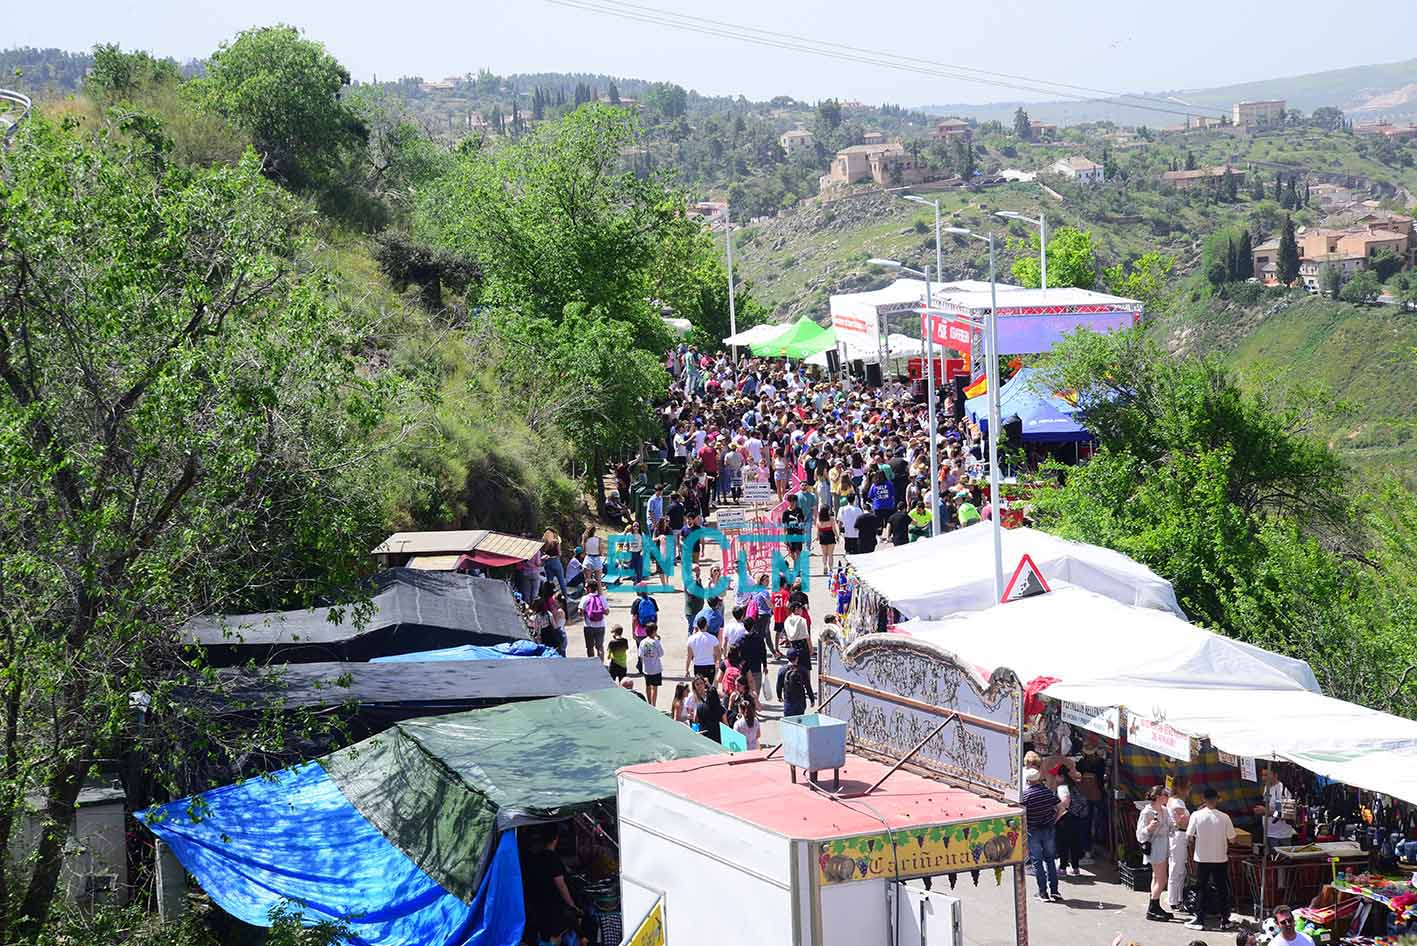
[1161, 165, 1246, 190]
[1252, 213, 1415, 288]
[1231, 100, 1286, 128]
[819, 142, 926, 192]
[778, 128, 815, 156]
[929, 118, 972, 140]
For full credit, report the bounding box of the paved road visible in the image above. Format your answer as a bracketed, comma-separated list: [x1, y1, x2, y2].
[574, 502, 1257, 945]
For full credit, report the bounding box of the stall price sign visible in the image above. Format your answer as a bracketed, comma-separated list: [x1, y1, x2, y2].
[1125, 711, 1193, 763]
[1061, 701, 1119, 739]
[743, 481, 773, 505]
[816, 815, 1024, 885]
[715, 508, 747, 532]
[1240, 757, 1257, 782]
[621, 894, 665, 946]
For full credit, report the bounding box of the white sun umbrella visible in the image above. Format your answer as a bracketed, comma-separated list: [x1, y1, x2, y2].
[722, 323, 788, 346]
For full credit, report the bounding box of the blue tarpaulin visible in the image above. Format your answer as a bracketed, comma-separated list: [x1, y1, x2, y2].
[965, 366, 1090, 443]
[371, 639, 558, 662]
[138, 762, 524, 946]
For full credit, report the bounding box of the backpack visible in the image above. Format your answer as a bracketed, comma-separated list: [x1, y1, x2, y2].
[583, 594, 607, 623]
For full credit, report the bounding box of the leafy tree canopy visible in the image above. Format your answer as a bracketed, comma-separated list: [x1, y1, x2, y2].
[192, 25, 367, 190]
[1011, 226, 1098, 290]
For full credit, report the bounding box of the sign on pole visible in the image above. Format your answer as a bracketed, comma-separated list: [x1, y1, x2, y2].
[622, 894, 666, 946]
[716, 508, 747, 532]
[719, 722, 748, 753]
[1061, 701, 1119, 739]
[1001, 554, 1050, 603]
[1125, 711, 1193, 763]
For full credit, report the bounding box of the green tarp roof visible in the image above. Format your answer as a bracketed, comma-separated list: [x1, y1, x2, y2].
[750, 316, 837, 359]
[321, 687, 722, 901]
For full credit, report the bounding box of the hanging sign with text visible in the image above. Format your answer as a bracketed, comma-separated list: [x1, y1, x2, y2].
[1125, 711, 1193, 763]
[1061, 701, 1120, 739]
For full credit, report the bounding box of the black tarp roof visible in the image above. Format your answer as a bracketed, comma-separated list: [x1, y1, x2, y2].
[182, 569, 527, 666]
[205, 658, 612, 712]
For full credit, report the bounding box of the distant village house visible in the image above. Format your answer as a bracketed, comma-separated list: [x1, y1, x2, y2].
[929, 118, 972, 140]
[1231, 100, 1286, 128]
[819, 142, 925, 193]
[778, 128, 815, 156]
[1051, 156, 1104, 184]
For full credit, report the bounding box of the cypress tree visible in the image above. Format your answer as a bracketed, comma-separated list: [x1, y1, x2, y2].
[1278, 215, 1301, 286]
[1237, 229, 1254, 279]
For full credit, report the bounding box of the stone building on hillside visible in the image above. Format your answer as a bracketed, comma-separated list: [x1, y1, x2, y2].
[819, 142, 927, 192]
[1232, 100, 1286, 128]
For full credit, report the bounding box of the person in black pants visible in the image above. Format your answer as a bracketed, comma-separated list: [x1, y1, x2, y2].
[1185, 787, 1237, 932]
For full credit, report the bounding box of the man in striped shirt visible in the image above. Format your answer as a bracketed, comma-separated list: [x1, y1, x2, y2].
[1022, 767, 1062, 902]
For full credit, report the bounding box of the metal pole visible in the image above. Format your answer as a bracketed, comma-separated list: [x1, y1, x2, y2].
[925, 266, 940, 536]
[1039, 212, 1047, 291]
[726, 205, 738, 377]
[987, 233, 1005, 602]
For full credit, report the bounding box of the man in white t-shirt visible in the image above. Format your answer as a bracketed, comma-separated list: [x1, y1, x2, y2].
[838, 500, 863, 555]
[684, 616, 721, 682]
[745, 435, 764, 464]
[1270, 905, 1314, 946]
[1185, 787, 1236, 931]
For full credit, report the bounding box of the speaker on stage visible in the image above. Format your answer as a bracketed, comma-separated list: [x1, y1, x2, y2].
[825, 348, 841, 374]
[850, 359, 866, 378]
[952, 376, 968, 418]
[865, 363, 883, 387]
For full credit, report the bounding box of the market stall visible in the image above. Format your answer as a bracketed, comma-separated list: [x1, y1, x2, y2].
[181, 568, 529, 666]
[140, 688, 723, 946]
[618, 749, 1029, 946]
[840, 525, 1186, 636]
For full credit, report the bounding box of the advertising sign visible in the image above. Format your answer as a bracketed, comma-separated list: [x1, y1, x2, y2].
[920, 312, 976, 355]
[816, 815, 1025, 885]
[1061, 701, 1120, 739]
[622, 895, 665, 946]
[970, 325, 986, 383]
[743, 481, 773, 505]
[830, 306, 881, 344]
[1125, 711, 1193, 763]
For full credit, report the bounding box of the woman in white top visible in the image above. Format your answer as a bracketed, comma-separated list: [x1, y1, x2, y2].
[581, 525, 604, 579]
[1136, 785, 1175, 922]
[733, 696, 761, 750]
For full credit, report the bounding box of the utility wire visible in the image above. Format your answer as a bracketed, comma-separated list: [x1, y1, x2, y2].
[543, 0, 1223, 122]
[578, 0, 1204, 116]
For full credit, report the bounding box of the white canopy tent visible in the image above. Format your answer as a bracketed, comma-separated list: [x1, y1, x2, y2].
[805, 332, 924, 367]
[828, 278, 1022, 359]
[721, 323, 787, 346]
[846, 525, 1187, 621]
[896, 587, 1417, 806]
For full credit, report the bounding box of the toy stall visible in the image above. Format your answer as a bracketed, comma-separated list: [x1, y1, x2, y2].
[617, 743, 1029, 946]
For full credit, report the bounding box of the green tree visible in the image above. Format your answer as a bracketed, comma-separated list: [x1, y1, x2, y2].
[1012, 227, 1097, 290]
[192, 25, 366, 190]
[1013, 107, 1032, 141]
[816, 98, 842, 131]
[1339, 269, 1382, 305]
[1222, 166, 1238, 202]
[608, 81, 620, 106]
[643, 81, 687, 119]
[1370, 248, 1405, 283]
[1278, 215, 1301, 285]
[0, 116, 393, 937]
[1236, 229, 1254, 280]
[1102, 251, 1175, 313]
[417, 104, 678, 352]
[1249, 174, 1265, 201]
[1319, 262, 1343, 299]
[1184, 149, 1196, 171]
[84, 43, 180, 103]
[1310, 106, 1344, 131]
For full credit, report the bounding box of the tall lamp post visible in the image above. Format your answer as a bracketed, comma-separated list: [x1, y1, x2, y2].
[994, 210, 1046, 290]
[725, 204, 739, 377]
[867, 257, 941, 537]
[943, 226, 1005, 601]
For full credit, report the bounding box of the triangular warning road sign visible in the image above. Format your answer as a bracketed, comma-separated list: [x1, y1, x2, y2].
[1001, 553, 1051, 603]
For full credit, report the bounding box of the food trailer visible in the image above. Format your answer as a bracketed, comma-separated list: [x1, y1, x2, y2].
[617, 750, 1029, 946]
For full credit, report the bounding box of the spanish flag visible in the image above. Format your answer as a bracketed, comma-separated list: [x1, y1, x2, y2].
[964, 375, 987, 399]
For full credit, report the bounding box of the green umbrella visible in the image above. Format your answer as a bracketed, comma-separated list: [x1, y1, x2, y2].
[750, 317, 836, 359]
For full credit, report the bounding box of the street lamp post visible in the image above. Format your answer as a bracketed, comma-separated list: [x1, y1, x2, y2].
[995, 210, 1047, 290]
[944, 226, 1006, 602]
[725, 204, 739, 377]
[868, 257, 941, 537]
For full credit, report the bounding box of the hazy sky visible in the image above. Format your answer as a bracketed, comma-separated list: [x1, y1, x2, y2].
[12, 0, 1417, 105]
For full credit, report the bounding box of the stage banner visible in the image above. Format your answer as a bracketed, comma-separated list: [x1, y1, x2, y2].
[920, 312, 976, 357]
[830, 303, 880, 346]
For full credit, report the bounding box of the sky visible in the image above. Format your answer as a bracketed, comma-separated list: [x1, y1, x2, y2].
[11, 0, 1417, 106]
